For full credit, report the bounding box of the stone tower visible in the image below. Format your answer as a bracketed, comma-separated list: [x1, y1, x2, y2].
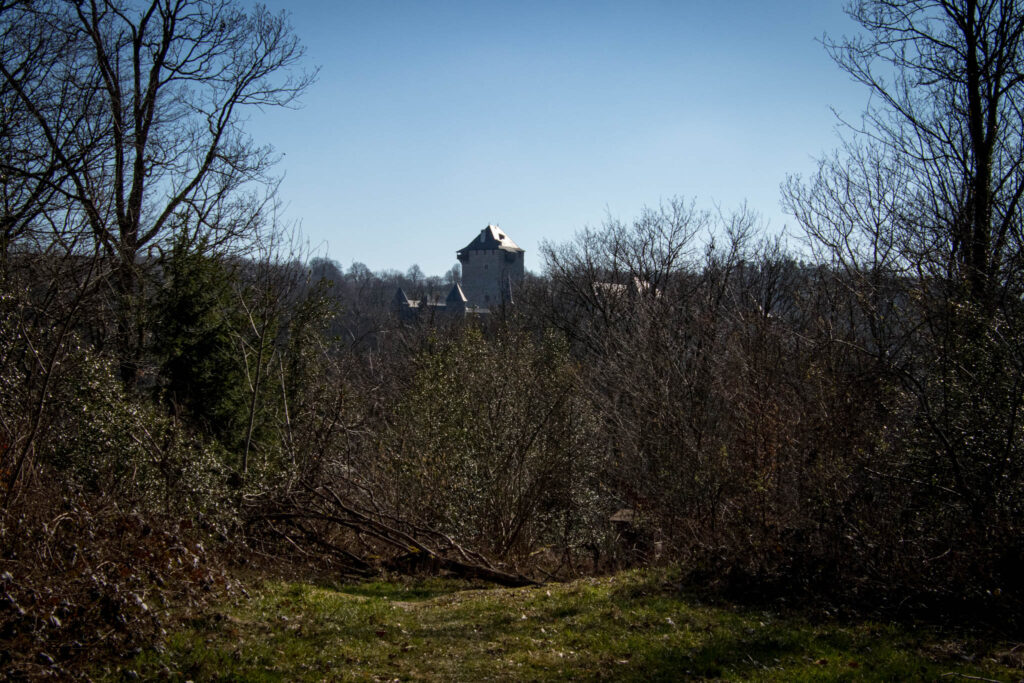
[456, 225, 524, 308]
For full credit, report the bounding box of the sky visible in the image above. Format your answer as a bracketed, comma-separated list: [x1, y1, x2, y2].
[247, 1, 866, 277]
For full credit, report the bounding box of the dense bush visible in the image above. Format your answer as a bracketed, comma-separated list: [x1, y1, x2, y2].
[383, 325, 605, 565]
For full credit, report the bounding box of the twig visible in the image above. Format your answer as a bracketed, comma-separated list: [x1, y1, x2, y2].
[939, 673, 1007, 682]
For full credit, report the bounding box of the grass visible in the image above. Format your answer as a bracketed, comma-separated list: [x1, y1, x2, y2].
[97, 569, 1024, 681]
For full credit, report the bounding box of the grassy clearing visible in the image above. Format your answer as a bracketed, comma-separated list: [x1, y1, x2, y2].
[98, 569, 1023, 681]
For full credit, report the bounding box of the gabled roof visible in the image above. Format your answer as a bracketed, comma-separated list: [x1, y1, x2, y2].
[457, 224, 524, 258]
[609, 508, 635, 523]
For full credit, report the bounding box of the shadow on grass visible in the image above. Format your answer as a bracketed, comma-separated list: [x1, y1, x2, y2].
[606, 628, 803, 681]
[610, 631, 933, 682]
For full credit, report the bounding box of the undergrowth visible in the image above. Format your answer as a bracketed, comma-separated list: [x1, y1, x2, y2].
[99, 568, 1024, 681]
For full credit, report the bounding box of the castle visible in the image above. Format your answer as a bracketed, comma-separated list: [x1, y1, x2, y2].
[392, 225, 525, 320]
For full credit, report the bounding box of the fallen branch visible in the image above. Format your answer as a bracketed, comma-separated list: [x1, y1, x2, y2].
[247, 484, 538, 588]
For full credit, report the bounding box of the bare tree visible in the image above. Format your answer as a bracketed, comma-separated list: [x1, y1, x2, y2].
[0, 0, 315, 380]
[538, 201, 877, 573]
[783, 0, 1024, 587]
[0, 1, 100, 269]
[784, 0, 1024, 307]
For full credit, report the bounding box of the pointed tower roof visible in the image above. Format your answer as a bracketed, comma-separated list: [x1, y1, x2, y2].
[445, 282, 468, 306]
[457, 224, 523, 260]
[392, 287, 412, 307]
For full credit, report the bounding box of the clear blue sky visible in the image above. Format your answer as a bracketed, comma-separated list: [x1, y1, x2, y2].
[248, 1, 865, 276]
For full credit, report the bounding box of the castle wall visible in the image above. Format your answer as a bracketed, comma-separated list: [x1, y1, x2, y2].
[459, 247, 524, 307]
